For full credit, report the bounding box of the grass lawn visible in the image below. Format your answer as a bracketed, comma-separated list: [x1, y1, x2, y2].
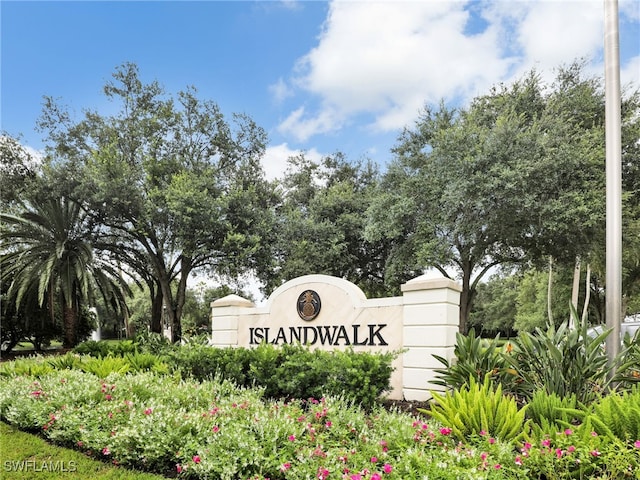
[11, 341, 64, 352]
[0, 422, 169, 480]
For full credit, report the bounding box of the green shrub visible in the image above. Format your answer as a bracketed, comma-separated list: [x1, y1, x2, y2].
[432, 329, 519, 393]
[583, 385, 640, 442]
[504, 317, 612, 403]
[74, 340, 138, 357]
[0, 356, 53, 377]
[124, 352, 169, 374]
[526, 389, 581, 434]
[615, 329, 640, 388]
[426, 374, 530, 442]
[168, 344, 251, 385]
[134, 331, 173, 355]
[168, 343, 395, 409]
[47, 352, 84, 371]
[80, 356, 130, 378]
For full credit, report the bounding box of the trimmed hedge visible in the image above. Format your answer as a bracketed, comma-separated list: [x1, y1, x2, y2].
[168, 343, 397, 409]
[74, 340, 397, 409]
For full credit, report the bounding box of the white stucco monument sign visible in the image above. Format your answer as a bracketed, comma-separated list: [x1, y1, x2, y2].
[211, 274, 461, 401]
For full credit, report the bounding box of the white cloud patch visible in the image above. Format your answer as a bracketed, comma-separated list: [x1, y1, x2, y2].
[278, 0, 639, 142]
[269, 77, 294, 104]
[621, 55, 640, 89]
[277, 106, 343, 142]
[262, 142, 323, 180]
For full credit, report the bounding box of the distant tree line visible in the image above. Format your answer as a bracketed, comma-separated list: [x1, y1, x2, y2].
[1, 61, 639, 350]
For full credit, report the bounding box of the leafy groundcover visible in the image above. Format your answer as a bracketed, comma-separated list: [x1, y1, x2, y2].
[1, 368, 639, 479]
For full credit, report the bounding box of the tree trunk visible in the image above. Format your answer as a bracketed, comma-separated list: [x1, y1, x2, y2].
[570, 256, 581, 328]
[581, 263, 592, 322]
[172, 256, 192, 343]
[547, 256, 554, 325]
[62, 304, 78, 348]
[150, 284, 163, 333]
[458, 263, 473, 334]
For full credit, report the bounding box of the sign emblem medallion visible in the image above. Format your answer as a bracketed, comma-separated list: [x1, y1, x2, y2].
[297, 290, 321, 321]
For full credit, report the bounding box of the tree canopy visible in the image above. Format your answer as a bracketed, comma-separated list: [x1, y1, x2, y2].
[35, 63, 276, 341]
[366, 63, 640, 333]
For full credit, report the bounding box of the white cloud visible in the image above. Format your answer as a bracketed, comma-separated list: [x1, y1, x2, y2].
[277, 106, 344, 142]
[278, 0, 639, 142]
[262, 142, 323, 180]
[269, 77, 294, 104]
[279, 1, 513, 138]
[621, 55, 640, 89]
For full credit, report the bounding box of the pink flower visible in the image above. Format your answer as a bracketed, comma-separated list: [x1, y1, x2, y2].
[176, 464, 183, 473]
[488, 437, 495, 444]
[568, 445, 576, 453]
[371, 456, 378, 463]
[439, 427, 452, 435]
[280, 462, 291, 472]
[523, 442, 532, 451]
[514, 456, 523, 466]
[541, 439, 551, 447]
[556, 448, 564, 458]
[590, 450, 601, 457]
[371, 474, 382, 480]
[212, 425, 220, 433]
[494, 464, 502, 470]
[479, 430, 487, 436]
[634, 440, 640, 449]
[591, 431, 598, 437]
[288, 435, 296, 442]
[350, 475, 361, 480]
[325, 421, 332, 428]
[383, 463, 393, 474]
[192, 455, 201, 464]
[102, 447, 110, 455]
[144, 408, 153, 415]
[564, 428, 573, 436]
[317, 467, 330, 479]
[105, 394, 112, 401]
[480, 452, 488, 461]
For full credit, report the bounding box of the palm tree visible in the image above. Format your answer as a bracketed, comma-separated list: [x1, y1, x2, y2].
[1, 197, 130, 347]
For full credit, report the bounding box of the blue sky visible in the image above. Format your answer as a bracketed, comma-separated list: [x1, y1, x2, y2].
[2, 0, 639, 180]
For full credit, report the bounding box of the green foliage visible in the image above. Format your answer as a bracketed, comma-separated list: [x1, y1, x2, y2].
[615, 328, 640, 387]
[504, 318, 612, 403]
[1, 197, 130, 347]
[0, 357, 54, 377]
[124, 352, 170, 374]
[427, 375, 530, 442]
[468, 274, 519, 335]
[74, 339, 138, 357]
[47, 352, 83, 371]
[1, 367, 639, 479]
[263, 153, 392, 298]
[432, 328, 517, 392]
[512, 267, 573, 333]
[526, 389, 581, 434]
[583, 386, 640, 442]
[80, 356, 130, 378]
[133, 332, 173, 355]
[169, 343, 396, 409]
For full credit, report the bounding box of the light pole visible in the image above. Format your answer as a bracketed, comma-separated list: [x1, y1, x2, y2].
[604, 0, 622, 373]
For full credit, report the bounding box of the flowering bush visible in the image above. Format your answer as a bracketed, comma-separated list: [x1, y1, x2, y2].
[1, 366, 639, 479]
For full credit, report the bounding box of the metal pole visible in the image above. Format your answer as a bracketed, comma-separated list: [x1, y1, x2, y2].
[604, 0, 622, 371]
